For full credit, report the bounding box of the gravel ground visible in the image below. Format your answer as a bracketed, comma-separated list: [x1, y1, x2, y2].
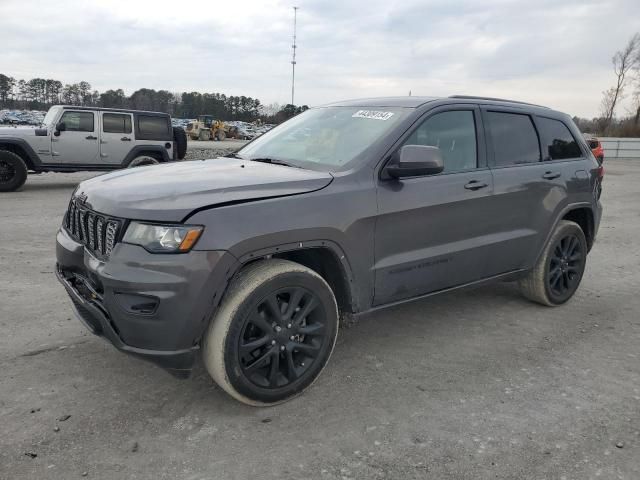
[182, 139, 247, 160]
[0, 160, 639, 480]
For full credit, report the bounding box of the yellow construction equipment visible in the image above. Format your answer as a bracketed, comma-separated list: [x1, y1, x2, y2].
[185, 115, 239, 141]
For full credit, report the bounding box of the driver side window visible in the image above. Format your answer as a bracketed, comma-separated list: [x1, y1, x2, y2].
[59, 111, 95, 132]
[403, 110, 477, 173]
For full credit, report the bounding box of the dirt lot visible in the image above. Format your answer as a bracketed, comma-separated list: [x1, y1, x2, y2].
[1, 159, 639, 480]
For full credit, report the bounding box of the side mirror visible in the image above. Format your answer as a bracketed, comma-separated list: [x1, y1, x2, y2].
[54, 121, 66, 136]
[384, 145, 444, 179]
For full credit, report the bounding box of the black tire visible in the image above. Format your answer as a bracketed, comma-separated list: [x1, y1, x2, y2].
[173, 127, 187, 160]
[215, 130, 226, 141]
[0, 150, 28, 192]
[203, 259, 339, 406]
[519, 220, 587, 306]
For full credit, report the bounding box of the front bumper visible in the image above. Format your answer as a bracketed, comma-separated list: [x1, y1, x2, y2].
[55, 227, 237, 377]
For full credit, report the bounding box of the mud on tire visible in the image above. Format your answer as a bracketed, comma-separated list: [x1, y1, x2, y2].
[519, 220, 587, 306]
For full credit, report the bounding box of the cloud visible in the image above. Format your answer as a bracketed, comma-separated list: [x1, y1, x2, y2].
[1, 0, 638, 117]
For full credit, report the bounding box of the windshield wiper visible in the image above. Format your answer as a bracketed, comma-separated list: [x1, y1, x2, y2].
[224, 152, 245, 159]
[249, 157, 300, 168]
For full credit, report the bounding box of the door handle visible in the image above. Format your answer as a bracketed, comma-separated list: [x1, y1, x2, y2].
[85, 135, 97, 140]
[121, 137, 131, 141]
[542, 171, 561, 180]
[464, 180, 488, 191]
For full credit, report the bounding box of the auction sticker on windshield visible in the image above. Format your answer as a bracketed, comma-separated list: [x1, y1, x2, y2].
[352, 110, 395, 121]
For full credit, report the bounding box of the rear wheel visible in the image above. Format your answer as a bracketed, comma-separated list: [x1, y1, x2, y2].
[519, 220, 587, 306]
[128, 155, 159, 168]
[0, 150, 28, 192]
[203, 259, 339, 406]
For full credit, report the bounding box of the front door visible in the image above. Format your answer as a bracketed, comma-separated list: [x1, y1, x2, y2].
[373, 106, 495, 306]
[99, 112, 134, 165]
[51, 110, 99, 164]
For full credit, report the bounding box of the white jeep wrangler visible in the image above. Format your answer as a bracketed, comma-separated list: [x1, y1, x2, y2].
[0, 106, 187, 192]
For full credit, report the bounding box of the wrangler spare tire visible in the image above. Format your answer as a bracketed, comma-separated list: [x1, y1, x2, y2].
[0, 150, 28, 192]
[173, 126, 187, 160]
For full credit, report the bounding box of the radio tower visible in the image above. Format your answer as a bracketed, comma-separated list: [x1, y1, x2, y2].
[291, 6, 299, 106]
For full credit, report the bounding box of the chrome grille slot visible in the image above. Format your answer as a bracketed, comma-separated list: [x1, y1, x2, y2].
[64, 197, 122, 259]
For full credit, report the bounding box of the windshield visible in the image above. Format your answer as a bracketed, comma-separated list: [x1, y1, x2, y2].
[238, 106, 410, 171]
[42, 107, 62, 127]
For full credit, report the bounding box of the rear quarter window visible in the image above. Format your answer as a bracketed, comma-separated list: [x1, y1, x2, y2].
[486, 111, 540, 166]
[103, 113, 132, 134]
[537, 117, 583, 160]
[136, 115, 171, 140]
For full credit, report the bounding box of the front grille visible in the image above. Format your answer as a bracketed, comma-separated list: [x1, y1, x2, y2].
[65, 197, 123, 259]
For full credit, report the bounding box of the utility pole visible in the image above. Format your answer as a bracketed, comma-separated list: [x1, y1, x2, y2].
[291, 6, 299, 106]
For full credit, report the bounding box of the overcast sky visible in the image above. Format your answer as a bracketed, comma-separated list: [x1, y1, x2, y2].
[1, 0, 638, 117]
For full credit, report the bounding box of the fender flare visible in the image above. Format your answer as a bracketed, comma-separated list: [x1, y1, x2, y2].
[0, 138, 41, 169]
[122, 145, 171, 166]
[231, 239, 359, 313]
[535, 202, 595, 264]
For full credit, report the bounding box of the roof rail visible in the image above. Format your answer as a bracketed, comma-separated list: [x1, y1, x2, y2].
[448, 95, 549, 109]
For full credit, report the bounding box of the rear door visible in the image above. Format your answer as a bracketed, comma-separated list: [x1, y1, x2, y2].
[99, 112, 134, 165]
[481, 108, 567, 275]
[51, 110, 99, 164]
[374, 105, 495, 305]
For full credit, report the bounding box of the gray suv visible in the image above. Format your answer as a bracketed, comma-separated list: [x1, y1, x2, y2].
[0, 106, 187, 191]
[55, 96, 603, 405]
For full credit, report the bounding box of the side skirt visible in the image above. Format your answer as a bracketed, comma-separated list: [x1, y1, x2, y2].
[355, 268, 528, 318]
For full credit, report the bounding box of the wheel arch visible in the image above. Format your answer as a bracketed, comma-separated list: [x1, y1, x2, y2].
[562, 207, 595, 251]
[536, 202, 596, 264]
[122, 145, 171, 166]
[0, 139, 39, 170]
[234, 241, 357, 316]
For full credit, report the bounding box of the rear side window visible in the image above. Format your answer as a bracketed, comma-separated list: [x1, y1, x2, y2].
[137, 115, 170, 138]
[486, 112, 540, 166]
[537, 117, 583, 160]
[60, 111, 94, 132]
[103, 113, 132, 134]
[403, 110, 477, 172]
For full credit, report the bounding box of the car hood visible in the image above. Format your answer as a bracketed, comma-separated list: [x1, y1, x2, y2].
[76, 158, 334, 222]
[0, 126, 39, 137]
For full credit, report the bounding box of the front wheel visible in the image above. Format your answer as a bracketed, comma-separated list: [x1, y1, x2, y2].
[203, 259, 339, 406]
[519, 220, 587, 306]
[0, 150, 28, 192]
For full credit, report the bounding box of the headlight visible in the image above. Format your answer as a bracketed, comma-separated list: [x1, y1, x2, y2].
[122, 222, 203, 253]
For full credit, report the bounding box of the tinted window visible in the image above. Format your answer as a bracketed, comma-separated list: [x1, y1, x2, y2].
[60, 111, 94, 132]
[138, 115, 169, 137]
[486, 112, 540, 166]
[103, 113, 132, 134]
[403, 110, 477, 172]
[537, 117, 583, 160]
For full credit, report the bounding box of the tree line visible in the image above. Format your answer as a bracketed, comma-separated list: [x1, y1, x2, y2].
[0, 74, 306, 122]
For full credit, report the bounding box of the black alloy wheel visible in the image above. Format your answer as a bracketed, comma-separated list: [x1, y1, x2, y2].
[238, 287, 327, 389]
[547, 232, 586, 302]
[0, 159, 15, 183]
